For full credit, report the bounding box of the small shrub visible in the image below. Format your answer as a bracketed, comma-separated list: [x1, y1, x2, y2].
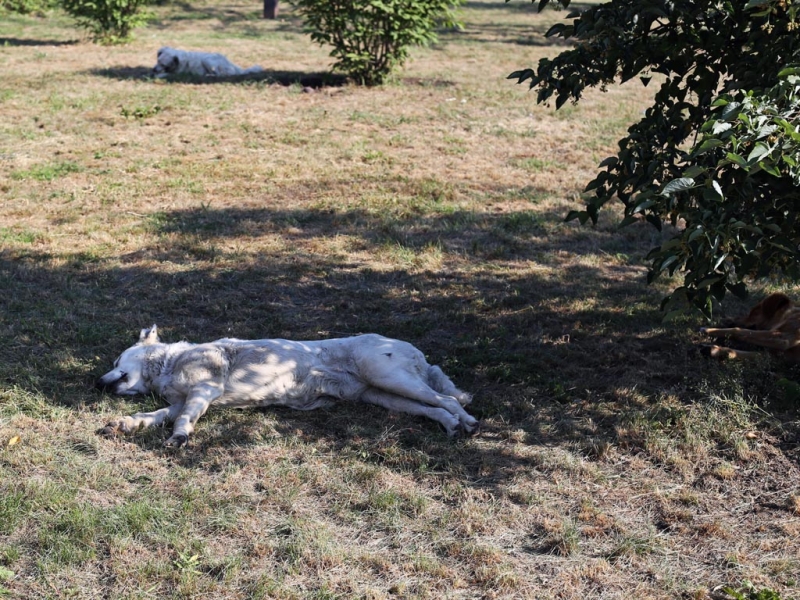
[0, 0, 58, 15]
[291, 0, 463, 85]
[60, 0, 153, 44]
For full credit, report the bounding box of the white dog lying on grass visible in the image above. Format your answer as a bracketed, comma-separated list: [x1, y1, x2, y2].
[152, 46, 263, 78]
[98, 326, 478, 447]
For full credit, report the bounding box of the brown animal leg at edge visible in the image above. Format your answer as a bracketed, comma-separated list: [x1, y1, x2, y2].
[701, 344, 763, 360]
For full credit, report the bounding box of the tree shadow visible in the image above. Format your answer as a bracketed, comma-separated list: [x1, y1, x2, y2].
[149, 0, 262, 25]
[147, 0, 306, 33]
[87, 66, 346, 88]
[0, 37, 79, 46]
[2, 198, 797, 488]
[462, 1, 595, 12]
[441, 21, 577, 47]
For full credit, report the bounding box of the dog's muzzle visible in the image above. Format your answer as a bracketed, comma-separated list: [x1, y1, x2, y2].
[96, 373, 127, 393]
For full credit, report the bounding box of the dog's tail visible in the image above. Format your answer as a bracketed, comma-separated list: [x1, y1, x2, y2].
[427, 365, 472, 406]
[243, 65, 263, 75]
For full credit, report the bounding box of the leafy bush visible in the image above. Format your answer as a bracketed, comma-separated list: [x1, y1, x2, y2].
[60, 0, 153, 43]
[647, 69, 800, 317]
[1, 0, 58, 15]
[510, 0, 800, 316]
[291, 0, 463, 85]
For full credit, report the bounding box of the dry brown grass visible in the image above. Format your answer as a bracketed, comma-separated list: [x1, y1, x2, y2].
[1, 1, 800, 598]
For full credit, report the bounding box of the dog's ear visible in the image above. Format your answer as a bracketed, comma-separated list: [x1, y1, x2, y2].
[139, 325, 160, 345]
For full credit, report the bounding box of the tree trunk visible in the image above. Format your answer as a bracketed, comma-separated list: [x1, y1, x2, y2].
[263, 0, 278, 18]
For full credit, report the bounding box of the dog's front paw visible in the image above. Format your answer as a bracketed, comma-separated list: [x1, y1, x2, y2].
[163, 433, 188, 448]
[99, 423, 121, 437]
[99, 418, 135, 437]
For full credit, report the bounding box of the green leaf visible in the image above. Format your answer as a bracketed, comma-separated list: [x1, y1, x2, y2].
[718, 101, 742, 121]
[695, 138, 723, 155]
[659, 254, 680, 271]
[726, 152, 747, 166]
[598, 156, 618, 168]
[688, 227, 705, 242]
[565, 210, 591, 225]
[681, 165, 706, 179]
[760, 161, 782, 177]
[778, 67, 800, 77]
[747, 143, 770, 163]
[711, 121, 732, 135]
[661, 177, 695, 195]
[545, 23, 566, 37]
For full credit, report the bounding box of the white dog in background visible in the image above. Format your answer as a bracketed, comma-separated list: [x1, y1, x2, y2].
[98, 326, 478, 447]
[152, 46, 263, 78]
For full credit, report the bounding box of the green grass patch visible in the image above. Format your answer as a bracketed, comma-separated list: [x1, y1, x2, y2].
[11, 160, 82, 181]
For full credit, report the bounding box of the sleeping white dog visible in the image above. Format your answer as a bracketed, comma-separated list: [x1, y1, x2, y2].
[98, 326, 479, 447]
[152, 46, 263, 78]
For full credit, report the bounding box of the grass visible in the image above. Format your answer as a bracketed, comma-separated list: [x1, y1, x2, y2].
[0, 0, 799, 598]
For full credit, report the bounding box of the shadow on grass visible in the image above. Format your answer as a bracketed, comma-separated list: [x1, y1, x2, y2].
[87, 66, 346, 88]
[1, 201, 798, 482]
[441, 21, 577, 47]
[0, 37, 79, 46]
[462, 1, 595, 12]
[149, 0, 264, 25]
[147, 0, 306, 32]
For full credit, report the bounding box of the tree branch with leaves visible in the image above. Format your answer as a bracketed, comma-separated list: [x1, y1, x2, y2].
[510, 0, 800, 316]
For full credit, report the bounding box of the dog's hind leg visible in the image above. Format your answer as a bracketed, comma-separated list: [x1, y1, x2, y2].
[427, 365, 472, 406]
[101, 402, 184, 437]
[165, 384, 222, 448]
[360, 388, 463, 437]
[372, 376, 479, 434]
[700, 344, 763, 360]
[356, 345, 478, 433]
[701, 327, 799, 351]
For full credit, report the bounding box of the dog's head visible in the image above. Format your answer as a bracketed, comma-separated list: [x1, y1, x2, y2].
[152, 47, 180, 77]
[730, 292, 794, 330]
[96, 325, 160, 395]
